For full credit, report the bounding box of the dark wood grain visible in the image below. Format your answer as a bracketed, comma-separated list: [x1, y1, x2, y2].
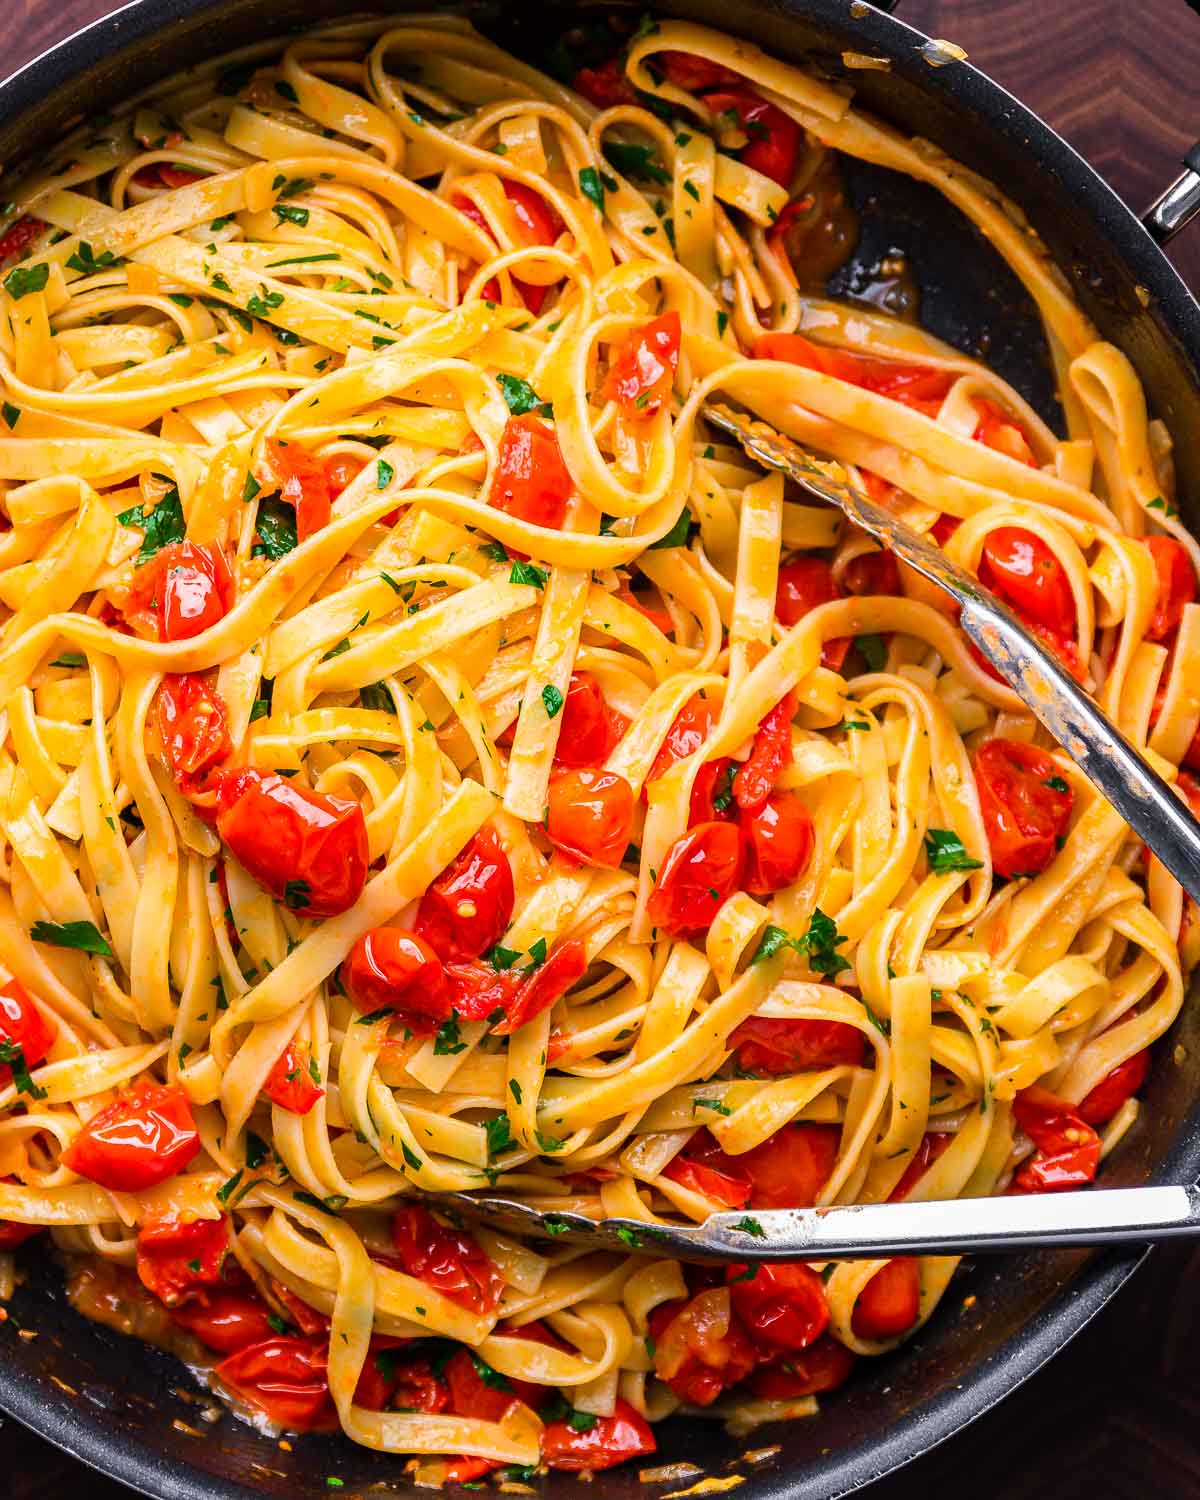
[2, 1, 1200, 1495]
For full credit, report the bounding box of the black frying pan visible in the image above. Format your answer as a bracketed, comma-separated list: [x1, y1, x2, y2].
[1, 3, 1199, 1497]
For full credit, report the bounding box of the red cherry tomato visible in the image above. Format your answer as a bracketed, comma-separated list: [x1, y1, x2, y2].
[842, 550, 901, 597]
[0, 1217, 42, 1250]
[971, 397, 1035, 464]
[978, 526, 1076, 634]
[754, 332, 861, 380]
[260, 438, 332, 542]
[325, 454, 365, 497]
[702, 88, 801, 187]
[646, 821, 744, 936]
[889, 1131, 953, 1201]
[573, 57, 640, 109]
[215, 767, 368, 918]
[0, 977, 54, 1084]
[169, 1288, 277, 1353]
[136, 1215, 229, 1305]
[414, 827, 515, 963]
[931, 513, 961, 547]
[444, 960, 519, 1023]
[746, 1334, 855, 1398]
[603, 311, 681, 418]
[775, 559, 849, 670]
[124, 541, 233, 642]
[270, 1279, 330, 1337]
[754, 334, 957, 416]
[390, 1203, 504, 1314]
[1011, 1085, 1101, 1192]
[541, 1398, 657, 1471]
[730, 1016, 864, 1075]
[740, 791, 814, 895]
[739, 1123, 840, 1209]
[662, 1131, 752, 1209]
[215, 1336, 336, 1431]
[728, 1261, 830, 1353]
[341, 928, 452, 1030]
[155, 673, 231, 800]
[61, 1084, 201, 1191]
[648, 694, 717, 783]
[443, 1348, 538, 1423]
[546, 767, 635, 868]
[556, 672, 618, 767]
[135, 164, 204, 190]
[492, 938, 587, 1035]
[455, 182, 562, 313]
[660, 51, 742, 91]
[733, 691, 797, 813]
[974, 738, 1073, 879]
[352, 1335, 413, 1410]
[851, 1257, 920, 1339]
[1145, 536, 1196, 642]
[689, 758, 738, 826]
[493, 414, 573, 529]
[261, 1038, 324, 1115]
[379, 1354, 450, 1413]
[648, 1291, 756, 1406]
[1077, 1048, 1150, 1126]
[0, 215, 46, 264]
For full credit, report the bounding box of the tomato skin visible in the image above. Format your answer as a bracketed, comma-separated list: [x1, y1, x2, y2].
[414, 827, 515, 963]
[0, 215, 46, 264]
[215, 768, 368, 918]
[740, 791, 814, 895]
[390, 1204, 504, 1314]
[754, 335, 956, 413]
[746, 1334, 855, 1398]
[1077, 1049, 1150, 1126]
[702, 88, 801, 187]
[556, 673, 617, 767]
[648, 694, 716, 783]
[660, 51, 742, 91]
[974, 737, 1073, 879]
[341, 928, 452, 1030]
[546, 767, 635, 869]
[648, 1291, 756, 1406]
[492, 938, 587, 1035]
[604, 312, 681, 418]
[728, 1261, 829, 1354]
[842, 550, 901, 597]
[1145, 536, 1196, 642]
[730, 1016, 863, 1075]
[456, 182, 562, 313]
[169, 1288, 277, 1354]
[351, 1335, 413, 1410]
[0, 977, 55, 1084]
[136, 1215, 229, 1306]
[851, 1258, 920, 1339]
[646, 821, 744, 936]
[739, 1123, 840, 1210]
[889, 1131, 953, 1201]
[1011, 1085, 1101, 1192]
[978, 527, 1076, 634]
[373, 1353, 449, 1414]
[261, 1039, 324, 1115]
[754, 332, 859, 380]
[494, 414, 573, 529]
[662, 1131, 752, 1209]
[443, 1348, 538, 1423]
[542, 1397, 657, 1471]
[776, 556, 840, 627]
[733, 691, 797, 813]
[573, 56, 639, 107]
[215, 1336, 336, 1431]
[155, 673, 231, 800]
[261, 438, 332, 542]
[971, 397, 1035, 464]
[125, 541, 233, 642]
[62, 1084, 201, 1191]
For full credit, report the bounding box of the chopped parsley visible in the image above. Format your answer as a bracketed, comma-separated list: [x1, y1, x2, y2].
[116, 486, 187, 564]
[924, 828, 984, 874]
[796, 908, 851, 978]
[434, 1011, 467, 1055]
[542, 684, 564, 718]
[29, 918, 113, 957]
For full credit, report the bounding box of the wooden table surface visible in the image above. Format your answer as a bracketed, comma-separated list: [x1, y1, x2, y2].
[3, 1, 1200, 1496]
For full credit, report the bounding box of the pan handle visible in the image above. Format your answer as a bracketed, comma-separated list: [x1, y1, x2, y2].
[1143, 143, 1200, 245]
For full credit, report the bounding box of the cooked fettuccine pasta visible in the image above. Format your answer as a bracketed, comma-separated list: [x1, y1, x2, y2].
[0, 10, 1192, 1476]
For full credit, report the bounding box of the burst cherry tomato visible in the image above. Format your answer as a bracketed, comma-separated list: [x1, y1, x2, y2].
[546, 767, 635, 868]
[155, 673, 231, 800]
[169, 1288, 278, 1354]
[542, 1398, 657, 1471]
[728, 1261, 830, 1354]
[261, 1039, 324, 1115]
[661, 51, 742, 90]
[352, 1335, 414, 1410]
[573, 56, 640, 108]
[443, 960, 518, 1023]
[755, 334, 957, 416]
[215, 767, 368, 918]
[889, 1131, 953, 1201]
[62, 1084, 201, 1191]
[136, 1215, 229, 1305]
[1145, 536, 1196, 642]
[649, 1291, 756, 1406]
[215, 1336, 335, 1431]
[260, 437, 331, 542]
[390, 1204, 504, 1314]
[0, 215, 46, 264]
[702, 88, 801, 187]
[739, 1123, 840, 1209]
[456, 182, 561, 313]
[132, 164, 204, 190]
[733, 692, 797, 813]
[971, 398, 1035, 464]
[648, 694, 716, 783]
[0, 977, 54, 1084]
[270, 1279, 330, 1337]
[124, 541, 233, 642]
[556, 672, 619, 767]
[978, 527, 1075, 634]
[740, 790, 814, 895]
[662, 1131, 752, 1208]
[646, 821, 744, 936]
[1077, 1049, 1150, 1126]
[775, 560, 849, 670]
[492, 938, 587, 1035]
[754, 332, 861, 380]
[851, 1258, 920, 1339]
[974, 738, 1073, 879]
[842, 550, 901, 597]
[341, 928, 451, 1030]
[443, 1348, 538, 1423]
[414, 827, 514, 963]
[729, 1016, 863, 1074]
[603, 312, 681, 418]
[1011, 1085, 1101, 1192]
[746, 1334, 855, 1398]
[493, 414, 573, 529]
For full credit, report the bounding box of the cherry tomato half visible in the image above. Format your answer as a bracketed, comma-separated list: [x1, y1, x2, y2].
[733, 691, 797, 813]
[414, 826, 515, 963]
[703, 88, 801, 187]
[971, 397, 1035, 464]
[215, 1336, 336, 1431]
[573, 56, 640, 109]
[136, 1214, 229, 1306]
[603, 311, 681, 419]
[124, 541, 233, 642]
[260, 437, 331, 542]
[739, 1123, 840, 1209]
[660, 51, 742, 91]
[155, 673, 231, 800]
[0, 977, 55, 1084]
[662, 1130, 752, 1209]
[352, 1334, 414, 1411]
[1077, 1048, 1150, 1126]
[0, 215, 46, 265]
[648, 694, 717, 783]
[728, 1260, 829, 1354]
[443, 1348, 537, 1423]
[974, 737, 1073, 879]
[978, 526, 1075, 634]
[492, 938, 587, 1035]
[341, 928, 452, 1029]
[1145, 535, 1196, 643]
[62, 1084, 201, 1191]
[730, 1016, 863, 1075]
[646, 821, 744, 936]
[542, 1398, 657, 1471]
[456, 181, 563, 313]
[546, 767, 635, 868]
[740, 790, 814, 895]
[261, 1038, 324, 1115]
[1011, 1085, 1101, 1193]
[390, 1203, 504, 1314]
[889, 1131, 953, 1201]
[169, 1288, 277, 1354]
[746, 1334, 855, 1399]
[851, 1258, 920, 1339]
[842, 550, 901, 597]
[649, 1290, 756, 1406]
[215, 768, 368, 918]
[493, 414, 573, 530]
[556, 672, 619, 767]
